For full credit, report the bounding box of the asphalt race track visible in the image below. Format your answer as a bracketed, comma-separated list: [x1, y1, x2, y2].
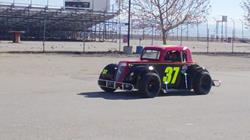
[0, 53, 250, 140]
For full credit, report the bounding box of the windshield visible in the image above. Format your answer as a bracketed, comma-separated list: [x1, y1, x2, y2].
[141, 49, 161, 60]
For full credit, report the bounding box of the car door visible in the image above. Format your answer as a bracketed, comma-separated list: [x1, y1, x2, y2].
[160, 50, 184, 89]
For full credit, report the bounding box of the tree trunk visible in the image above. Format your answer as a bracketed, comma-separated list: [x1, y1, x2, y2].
[162, 29, 167, 45]
[159, 10, 166, 45]
[142, 28, 145, 40]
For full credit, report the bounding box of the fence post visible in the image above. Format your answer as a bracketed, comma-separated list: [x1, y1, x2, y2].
[82, 40, 86, 53]
[151, 25, 154, 45]
[42, 18, 46, 53]
[207, 20, 209, 53]
[231, 19, 235, 54]
[180, 25, 183, 45]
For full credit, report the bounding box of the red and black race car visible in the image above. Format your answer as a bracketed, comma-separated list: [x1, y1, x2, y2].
[98, 45, 221, 98]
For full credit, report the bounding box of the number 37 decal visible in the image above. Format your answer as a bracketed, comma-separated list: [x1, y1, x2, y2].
[163, 67, 180, 84]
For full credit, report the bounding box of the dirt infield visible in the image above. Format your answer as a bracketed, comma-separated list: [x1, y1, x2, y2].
[1, 40, 250, 53]
[0, 53, 250, 140]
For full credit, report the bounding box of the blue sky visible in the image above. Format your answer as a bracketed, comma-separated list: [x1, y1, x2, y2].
[210, 0, 244, 19]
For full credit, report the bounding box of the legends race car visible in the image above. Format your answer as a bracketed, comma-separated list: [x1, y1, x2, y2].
[98, 45, 221, 98]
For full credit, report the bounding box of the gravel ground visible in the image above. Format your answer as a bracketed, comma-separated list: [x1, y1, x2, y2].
[0, 53, 250, 140]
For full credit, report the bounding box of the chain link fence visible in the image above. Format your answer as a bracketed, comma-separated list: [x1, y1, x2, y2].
[1, 19, 250, 54]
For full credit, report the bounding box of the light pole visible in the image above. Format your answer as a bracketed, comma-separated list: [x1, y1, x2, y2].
[230, 18, 235, 53]
[206, 19, 209, 53]
[196, 20, 199, 41]
[127, 0, 131, 48]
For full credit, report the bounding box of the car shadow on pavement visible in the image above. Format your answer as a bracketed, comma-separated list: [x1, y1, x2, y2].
[78, 90, 200, 100]
[160, 90, 200, 97]
[78, 91, 142, 100]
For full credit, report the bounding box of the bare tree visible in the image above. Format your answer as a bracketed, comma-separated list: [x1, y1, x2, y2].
[242, 0, 250, 25]
[120, 0, 210, 45]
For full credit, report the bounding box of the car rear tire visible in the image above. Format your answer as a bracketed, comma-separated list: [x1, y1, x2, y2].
[193, 71, 212, 95]
[139, 73, 161, 98]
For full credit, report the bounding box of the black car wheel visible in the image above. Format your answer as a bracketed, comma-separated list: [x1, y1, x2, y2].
[193, 71, 212, 95]
[139, 73, 161, 98]
[98, 64, 118, 93]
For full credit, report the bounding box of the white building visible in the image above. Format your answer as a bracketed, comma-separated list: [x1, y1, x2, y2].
[65, 0, 110, 12]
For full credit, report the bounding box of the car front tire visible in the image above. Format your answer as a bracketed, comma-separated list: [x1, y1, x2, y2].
[138, 73, 161, 98]
[98, 64, 118, 93]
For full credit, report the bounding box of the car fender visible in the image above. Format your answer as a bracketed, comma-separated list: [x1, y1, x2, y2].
[128, 65, 159, 88]
[99, 64, 118, 80]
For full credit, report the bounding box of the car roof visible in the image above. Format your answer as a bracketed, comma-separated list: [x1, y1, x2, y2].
[144, 45, 189, 51]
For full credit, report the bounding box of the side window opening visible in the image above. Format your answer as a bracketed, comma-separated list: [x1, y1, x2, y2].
[141, 50, 161, 60]
[164, 51, 182, 62]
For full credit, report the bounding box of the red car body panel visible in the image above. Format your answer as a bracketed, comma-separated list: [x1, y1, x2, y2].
[116, 45, 194, 83]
